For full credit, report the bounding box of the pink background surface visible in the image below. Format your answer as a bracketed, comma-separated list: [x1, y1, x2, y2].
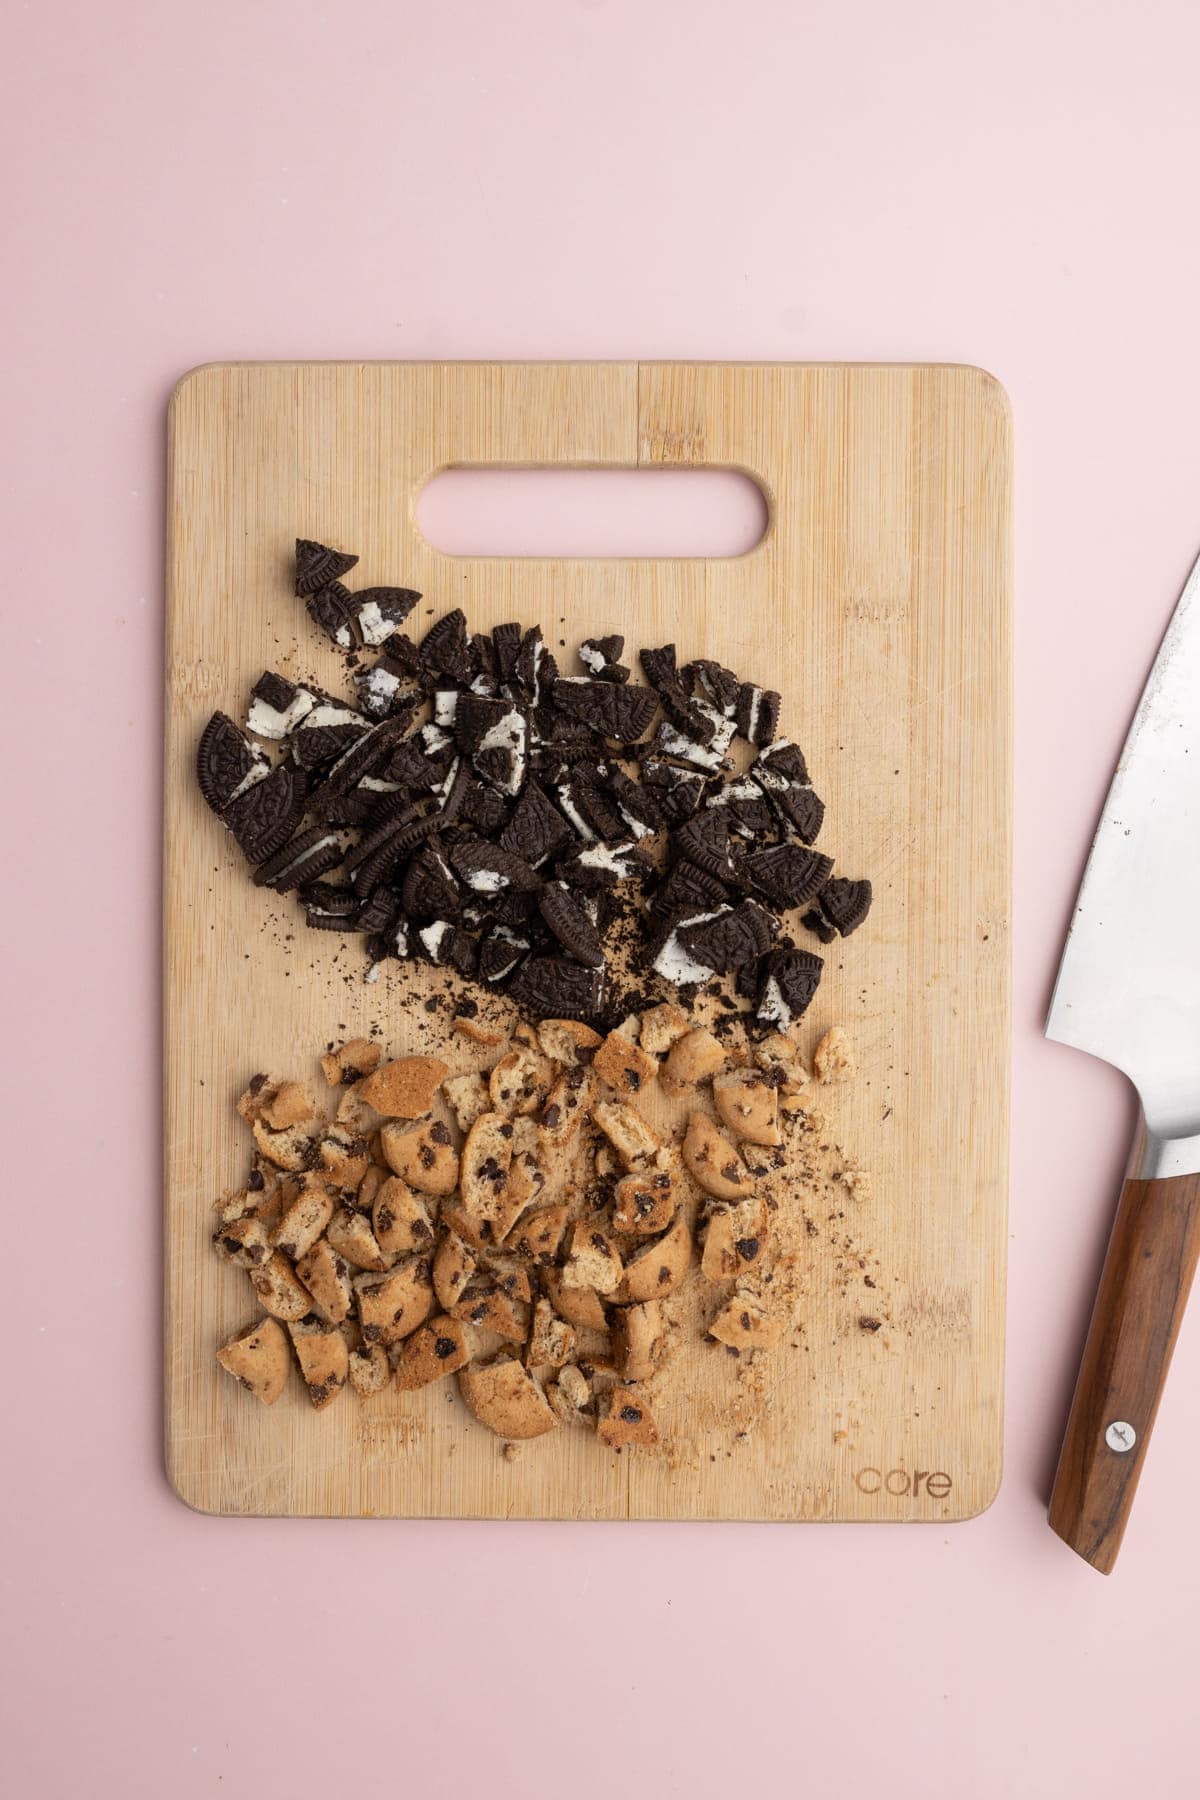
[5, 1, 1200, 1794]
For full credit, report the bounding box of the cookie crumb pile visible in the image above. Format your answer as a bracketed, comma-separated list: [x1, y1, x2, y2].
[196, 539, 872, 1030]
[215, 1017, 862, 1447]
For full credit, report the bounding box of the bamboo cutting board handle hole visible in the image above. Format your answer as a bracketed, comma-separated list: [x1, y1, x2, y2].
[416, 466, 769, 560]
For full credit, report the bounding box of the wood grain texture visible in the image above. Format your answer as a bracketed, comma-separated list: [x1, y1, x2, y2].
[164, 361, 1011, 1520]
[1049, 1171, 1200, 1572]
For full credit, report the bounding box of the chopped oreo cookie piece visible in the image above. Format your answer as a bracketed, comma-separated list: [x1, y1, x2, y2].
[642, 758, 706, 825]
[355, 661, 415, 720]
[750, 739, 824, 842]
[742, 843, 834, 910]
[420, 610, 474, 685]
[306, 581, 358, 647]
[196, 711, 269, 816]
[651, 701, 735, 772]
[538, 882, 605, 968]
[478, 925, 530, 983]
[755, 948, 824, 1032]
[513, 626, 551, 704]
[353, 587, 421, 646]
[685, 658, 741, 717]
[295, 538, 359, 596]
[492, 621, 523, 685]
[803, 875, 873, 940]
[604, 767, 665, 839]
[499, 780, 573, 867]
[705, 776, 773, 838]
[401, 842, 462, 918]
[246, 672, 315, 740]
[291, 721, 368, 772]
[449, 840, 542, 895]
[224, 762, 307, 863]
[568, 780, 626, 843]
[676, 900, 776, 976]
[556, 839, 648, 889]
[453, 694, 510, 755]
[252, 825, 344, 893]
[649, 858, 730, 918]
[354, 887, 402, 934]
[417, 919, 478, 975]
[579, 635, 630, 683]
[670, 811, 740, 884]
[639, 644, 714, 743]
[735, 681, 781, 747]
[650, 909, 726, 988]
[507, 954, 605, 1020]
[458, 781, 510, 835]
[551, 679, 658, 744]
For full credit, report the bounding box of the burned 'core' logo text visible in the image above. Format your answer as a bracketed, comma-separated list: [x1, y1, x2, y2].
[854, 1466, 953, 1499]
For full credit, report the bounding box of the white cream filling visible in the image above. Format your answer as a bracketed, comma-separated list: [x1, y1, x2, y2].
[300, 702, 366, 731]
[579, 643, 606, 674]
[421, 723, 453, 755]
[463, 868, 506, 893]
[365, 961, 382, 984]
[246, 687, 316, 740]
[226, 756, 270, 803]
[652, 908, 725, 987]
[578, 841, 636, 876]
[656, 720, 724, 770]
[356, 600, 400, 647]
[433, 690, 459, 727]
[360, 667, 401, 711]
[358, 776, 402, 794]
[616, 803, 654, 840]
[756, 975, 790, 1029]
[556, 787, 594, 842]
[420, 920, 452, 961]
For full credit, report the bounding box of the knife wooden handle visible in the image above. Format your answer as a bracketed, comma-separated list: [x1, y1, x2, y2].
[1049, 1169, 1200, 1573]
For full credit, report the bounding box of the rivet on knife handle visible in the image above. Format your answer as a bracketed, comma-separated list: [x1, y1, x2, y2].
[1048, 1152, 1200, 1573]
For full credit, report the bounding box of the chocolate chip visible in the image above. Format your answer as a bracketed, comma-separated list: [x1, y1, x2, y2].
[620, 1405, 642, 1423]
[735, 1237, 760, 1261]
[434, 1336, 457, 1359]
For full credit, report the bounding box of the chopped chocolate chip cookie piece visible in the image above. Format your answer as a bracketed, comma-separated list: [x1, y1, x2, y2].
[196, 711, 269, 816]
[551, 678, 658, 744]
[538, 882, 605, 968]
[224, 762, 307, 863]
[294, 537, 359, 596]
[754, 947, 824, 1032]
[508, 954, 605, 1020]
[804, 875, 873, 939]
[742, 843, 834, 910]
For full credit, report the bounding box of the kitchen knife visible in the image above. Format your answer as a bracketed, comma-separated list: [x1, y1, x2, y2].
[1046, 546, 1200, 1573]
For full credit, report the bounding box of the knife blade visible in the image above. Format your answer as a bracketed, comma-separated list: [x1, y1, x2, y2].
[1047, 545, 1200, 1573]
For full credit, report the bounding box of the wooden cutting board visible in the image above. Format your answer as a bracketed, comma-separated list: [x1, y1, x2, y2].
[165, 361, 1011, 1521]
